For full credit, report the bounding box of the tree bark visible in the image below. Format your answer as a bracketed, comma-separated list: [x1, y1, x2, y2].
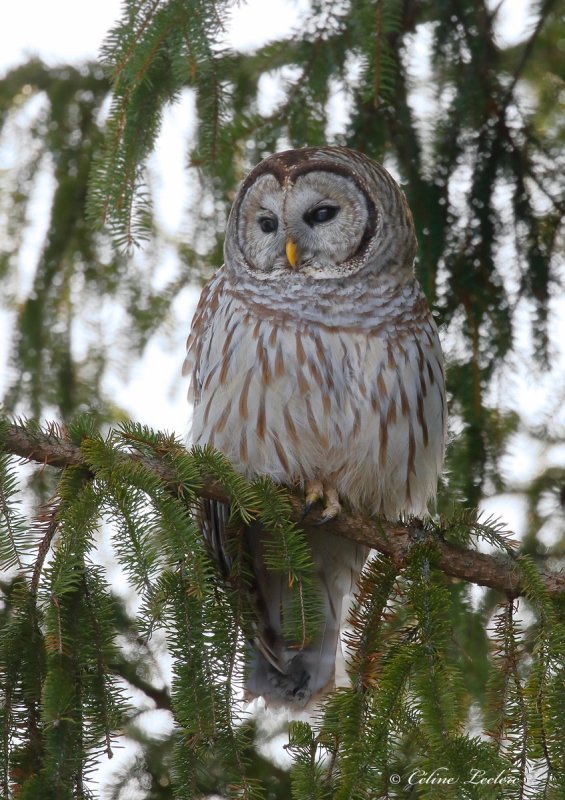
[2, 420, 564, 598]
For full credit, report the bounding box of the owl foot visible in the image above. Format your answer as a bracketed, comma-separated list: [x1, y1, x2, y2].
[302, 479, 324, 518]
[303, 482, 342, 523]
[314, 487, 342, 525]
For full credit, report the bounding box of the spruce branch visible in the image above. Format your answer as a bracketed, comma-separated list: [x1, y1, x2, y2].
[2, 419, 564, 598]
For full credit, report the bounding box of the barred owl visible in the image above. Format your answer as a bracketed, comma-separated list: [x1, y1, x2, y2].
[183, 146, 446, 707]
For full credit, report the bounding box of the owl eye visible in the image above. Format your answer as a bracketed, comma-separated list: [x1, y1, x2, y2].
[305, 205, 339, 226]
[258, 216, 278, 234]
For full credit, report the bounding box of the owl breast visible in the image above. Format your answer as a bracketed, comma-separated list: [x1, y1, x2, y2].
[185, 270, 446, 519]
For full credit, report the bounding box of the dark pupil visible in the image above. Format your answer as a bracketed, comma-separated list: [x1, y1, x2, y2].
[259, 217, 277, 234]
[308, 205, 338, 224]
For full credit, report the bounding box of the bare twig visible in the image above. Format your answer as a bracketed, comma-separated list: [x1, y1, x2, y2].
[2, 420, 564, 598]
[30, 501, 60, 595]
[499, 0, 559, 116]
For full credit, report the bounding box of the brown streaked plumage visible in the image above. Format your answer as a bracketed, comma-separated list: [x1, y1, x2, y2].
[183, 146, 447, 708]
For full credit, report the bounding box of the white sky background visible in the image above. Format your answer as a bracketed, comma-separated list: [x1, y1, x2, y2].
[0, 0, 560, 794]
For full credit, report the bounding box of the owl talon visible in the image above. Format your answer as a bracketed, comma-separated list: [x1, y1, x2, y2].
[320, 503, 342, 523]
[313, 507, 341, 525]
[312, 488, 341, 524]
[302, 480, 324, 519]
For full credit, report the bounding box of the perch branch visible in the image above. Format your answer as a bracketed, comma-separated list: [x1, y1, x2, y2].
[2, 421, 564, 598]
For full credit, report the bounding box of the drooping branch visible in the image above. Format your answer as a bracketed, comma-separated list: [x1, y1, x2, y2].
[2, 420, 564, 598]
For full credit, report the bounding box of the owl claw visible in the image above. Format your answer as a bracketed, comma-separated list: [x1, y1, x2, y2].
[317, 489, 341, 524]
[313, 506, 341, 525]
[302, 480, 324, 519]
[304, 485, 341, 524]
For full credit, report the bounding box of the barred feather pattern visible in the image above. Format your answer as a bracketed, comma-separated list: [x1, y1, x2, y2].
[185, 273, 444, 518]
[183, 147, 446, 706]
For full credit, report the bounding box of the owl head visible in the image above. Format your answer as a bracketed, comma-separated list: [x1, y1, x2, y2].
[224, 146, 417, 285]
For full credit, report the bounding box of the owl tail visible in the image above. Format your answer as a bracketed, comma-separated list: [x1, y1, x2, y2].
[244, 524, 368, 708]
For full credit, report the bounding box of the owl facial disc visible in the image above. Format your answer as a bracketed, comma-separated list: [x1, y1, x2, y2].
[236, 169, 372, 279]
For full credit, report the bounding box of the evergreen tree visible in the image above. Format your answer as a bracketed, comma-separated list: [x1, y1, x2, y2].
[0, 1, 563, 797]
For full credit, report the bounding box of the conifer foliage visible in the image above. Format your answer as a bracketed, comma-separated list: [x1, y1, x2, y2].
[0, 0, 564, 797]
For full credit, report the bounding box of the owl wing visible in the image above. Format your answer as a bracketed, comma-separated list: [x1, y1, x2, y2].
[183, 270, 235, 575]
[182, 270, 226, 405]
[183, 273, 292, 670]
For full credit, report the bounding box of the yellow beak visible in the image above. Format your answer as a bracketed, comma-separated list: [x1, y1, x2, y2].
[285, 239, 298, 269]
